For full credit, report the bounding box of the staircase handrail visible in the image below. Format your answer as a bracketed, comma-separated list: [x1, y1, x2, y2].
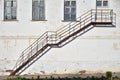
[10, 9, 116, 76]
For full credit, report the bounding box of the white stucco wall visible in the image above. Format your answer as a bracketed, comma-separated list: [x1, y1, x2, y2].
[0, 0, 120, 75]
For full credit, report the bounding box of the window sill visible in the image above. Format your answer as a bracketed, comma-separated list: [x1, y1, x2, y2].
[62, 20, 79, 22]
[31, 20, 47, 21]
[3, 20, 18, 22]
[97, 6, 108, 8]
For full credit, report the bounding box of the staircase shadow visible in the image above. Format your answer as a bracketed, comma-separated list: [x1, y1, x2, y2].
[17, 46, 52, 75]
[58, 26, 94, 48]
[18, 26, 95, 74]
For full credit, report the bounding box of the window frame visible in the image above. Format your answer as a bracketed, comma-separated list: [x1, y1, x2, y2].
[4, 0, 17, 21]
[96, 0, 108, 7]
[103, 0, 108, 7]
[32, 0, 45, 21]
[64, 0, 76, 21]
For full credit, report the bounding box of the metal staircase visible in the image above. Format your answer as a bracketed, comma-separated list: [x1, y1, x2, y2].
[10, 9, 116, 76]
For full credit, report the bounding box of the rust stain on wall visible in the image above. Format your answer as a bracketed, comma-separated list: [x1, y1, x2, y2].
[113, 42, 120, 50]
[79, 70, 86, 74]
[40, 71, 45, 74]
[5, 70, 13, 73]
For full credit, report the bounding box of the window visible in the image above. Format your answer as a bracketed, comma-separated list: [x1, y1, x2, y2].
[4, 0, 17, 20]
[96, 0, 108, 7]
[64, 0, 76, 21]
[32, 0, 45, 21]
[96, 1, 102, 6]
[103, 1, 108, 6]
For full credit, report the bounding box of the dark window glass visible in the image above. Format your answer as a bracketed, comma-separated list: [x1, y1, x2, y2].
[5, 7, 11, 19]
[71, 15, 76, 21]
[33, 1, 39, 7]
[71, 1, 76, 6]
[64, 1, 70, 6]
[32, 0, 45, 20]
[65, 8, 70, 14]
[97, 1, 102, 6]
[40, 7, 45, 20]
[64, 0, 76, 21]
[11, 1, 13, 7]
[64, 14, 70, 21]
[13, 1, 16, 7]
[33, 7, 39, 20]
[40, 0, 44, 7]
[4, 0, 17, 20]
[12, 7, 16, 19]
[71, 8, 76, 15]
[103, 1, 108, 6]
[5, 1, 11, 6]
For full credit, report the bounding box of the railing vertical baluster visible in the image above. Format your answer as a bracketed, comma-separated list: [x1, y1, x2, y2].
[50, 34, 53, 44]
[20, 55, 22, 66]
[46, 32, 48, 44]
[53, 32, 54, 44]
[101, 10, 102, 22]
[37, 40, 38, 52]
[41, 41, 43, 50]
[51, 33, 53, 44]
[84, 20, 85, 27]
[47, 33, 48, 44]
[84, 20, 85, 32]
[69, 23, 71, 36]
[91, 10, 92, 22]
[110, 9, 113, 22]
[115, 14, 116, 25]
[21, 53, 24, 64]
[95, 10, 97, 22]
[73, 23, 76, 33]
[59, 34, 61, 43]
[31, 45, 32, 57]
[80, 18, 81, 29]
[105, 15, 106, 22]
[55, 32, 57, 43]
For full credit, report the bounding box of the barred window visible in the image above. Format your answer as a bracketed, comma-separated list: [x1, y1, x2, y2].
[64, 0, 76, 21]
[4, 0, 17, 20]
[32, 0, 45, 21]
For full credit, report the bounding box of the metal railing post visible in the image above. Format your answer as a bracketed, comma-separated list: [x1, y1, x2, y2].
[91, 10, 92, 22]
[31, 45, 32, 57]
[84, 20, 85, 26]
[37, 40, 38, 52]
[110, 9, 113, 22]
[55, 32, 57, 43]
[80, 18, 81, 29]
[69, 23, 71, 35]
[95, 0, 97, 22]
[105, 15, 107, 22]
[46, 32, 48, 44]
[101, 10, 102, 22]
